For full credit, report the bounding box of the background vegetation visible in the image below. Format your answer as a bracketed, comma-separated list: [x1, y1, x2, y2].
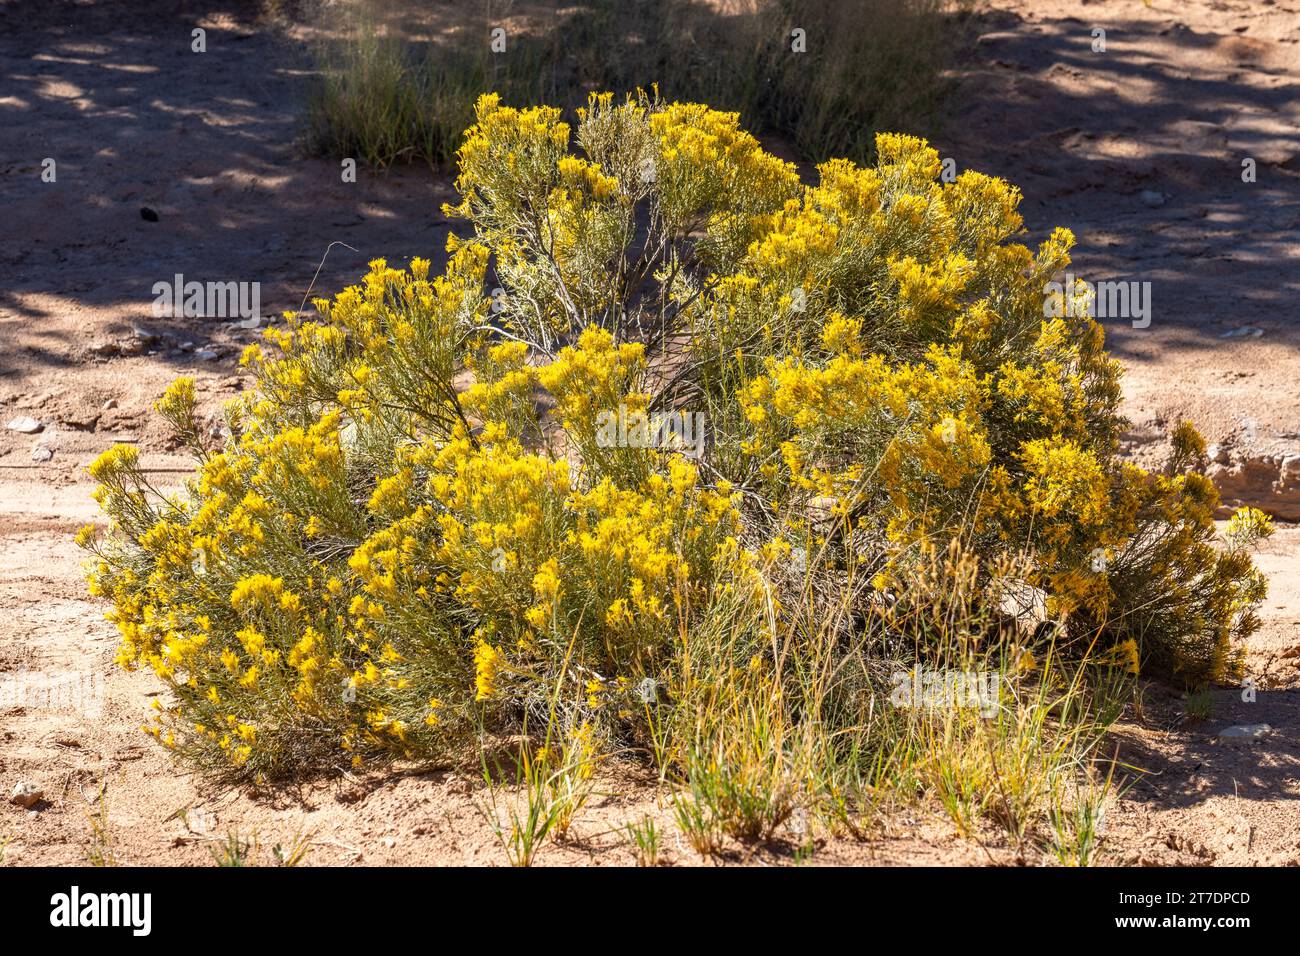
[303, 0, 966, 168]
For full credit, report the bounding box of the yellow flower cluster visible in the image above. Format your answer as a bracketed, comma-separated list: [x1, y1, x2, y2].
[739, 344, 991, 540]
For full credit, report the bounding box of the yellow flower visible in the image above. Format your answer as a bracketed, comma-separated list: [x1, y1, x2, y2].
[424, 698, 444, 727]
[474, 640, 505, 701]
[1117, 638, 1141, 676]
[532, 558, 561, 601]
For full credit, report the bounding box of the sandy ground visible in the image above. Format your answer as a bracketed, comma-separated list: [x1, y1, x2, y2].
[1, 0, 1298, 866]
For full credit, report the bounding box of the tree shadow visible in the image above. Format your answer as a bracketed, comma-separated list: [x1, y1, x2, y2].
[0, 0, 455, 380]
[937, 4, 1300, 364]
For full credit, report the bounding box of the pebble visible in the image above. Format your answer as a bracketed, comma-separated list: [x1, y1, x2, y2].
[1219, 723, 1271, 741]
[194, 349, 219, 362]
[6, 416, 42, 434]
[1140, 190, 1166, 208]
[10, 782, 43, 808]
[31, 445, 53, 462]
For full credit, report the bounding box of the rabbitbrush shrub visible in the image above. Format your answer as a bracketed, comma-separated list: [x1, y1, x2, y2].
[83, 93, 1271, 781]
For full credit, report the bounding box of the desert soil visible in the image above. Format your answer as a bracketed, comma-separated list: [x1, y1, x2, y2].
[1, 0, 1297, 866]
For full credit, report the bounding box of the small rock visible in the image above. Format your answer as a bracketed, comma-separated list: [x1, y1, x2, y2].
[1140, 190, 1166, 208]
[1219, 723, 1271, 742]
[194, 349, 219, 362]
[140, 206, 160, 222]
[5, 416, 42, 434]
[997, 580, 1050, 637]
[101, 399, 119, 411]
[1220, 326, 1264, 339]
[382, 836, 396, 849]
[31, 445, 53, 462]
[10, 782, 43, 808]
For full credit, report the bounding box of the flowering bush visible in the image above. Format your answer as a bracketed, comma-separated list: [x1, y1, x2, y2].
[83, 93, 1270, 780]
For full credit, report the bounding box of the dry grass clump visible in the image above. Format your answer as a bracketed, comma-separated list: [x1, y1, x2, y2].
[302, 0, 963, 168]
